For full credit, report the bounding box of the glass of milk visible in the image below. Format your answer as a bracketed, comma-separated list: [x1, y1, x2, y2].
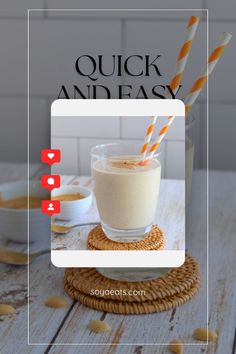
[91, 143, 161, 242]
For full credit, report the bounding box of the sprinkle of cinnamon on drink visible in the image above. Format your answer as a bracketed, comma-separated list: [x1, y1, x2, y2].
[109, 160, 138, 169]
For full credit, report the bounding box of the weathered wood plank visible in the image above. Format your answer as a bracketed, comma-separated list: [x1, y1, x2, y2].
[1, 169, 235, 354]
[47, 172, 203, 347]
[0, 163, 47, 354]
[47, 171, 236, 353]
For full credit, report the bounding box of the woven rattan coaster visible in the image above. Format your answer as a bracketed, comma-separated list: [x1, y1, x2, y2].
[63, 255, 200, 314]
[64, 279, 199, 315]
[87, 224, 165, 250]
[64, 255, 199, 302]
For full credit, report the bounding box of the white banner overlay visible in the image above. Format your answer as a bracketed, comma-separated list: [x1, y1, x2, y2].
[51, 250, 185, 268]
[51, 99, 185, 116]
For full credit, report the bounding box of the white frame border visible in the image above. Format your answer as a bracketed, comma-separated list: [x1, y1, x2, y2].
[27, 8, 208, 347]
[51, 99, 185, 268]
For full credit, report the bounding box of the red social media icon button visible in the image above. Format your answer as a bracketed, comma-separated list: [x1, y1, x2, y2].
[41, 175, 60, 191]
[41, 200, 60, 217]
[41, 149, 61, 166]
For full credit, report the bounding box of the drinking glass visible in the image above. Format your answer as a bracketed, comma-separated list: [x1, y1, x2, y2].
[91, 142, 161, 242]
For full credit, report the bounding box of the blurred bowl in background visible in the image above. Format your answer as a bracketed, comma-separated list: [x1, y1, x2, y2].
[51, 185, 92, 221]
[0, 180, 49, 243]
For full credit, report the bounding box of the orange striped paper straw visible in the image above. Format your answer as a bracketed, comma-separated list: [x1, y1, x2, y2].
[143, 32, 232, 164]
[140, 16, 199, 159]
[185, 32, 232, 115]
[168, 15, 199, 96]
[140, 115, 157, 158]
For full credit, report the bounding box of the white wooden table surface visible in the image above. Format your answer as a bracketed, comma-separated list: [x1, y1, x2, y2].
[0, 164, 236, 354]
[51, 176, 185, 251]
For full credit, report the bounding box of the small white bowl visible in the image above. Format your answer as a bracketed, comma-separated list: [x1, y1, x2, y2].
[0, 180, 50, 243]
[51, 185, 92, 221]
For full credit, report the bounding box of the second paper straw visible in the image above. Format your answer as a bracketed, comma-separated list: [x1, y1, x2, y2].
[140, 16, 199, 159]
[147, 32, 232, 160]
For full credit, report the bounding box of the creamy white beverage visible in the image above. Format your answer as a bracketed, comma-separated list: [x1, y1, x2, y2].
[92, 157, 161, 231]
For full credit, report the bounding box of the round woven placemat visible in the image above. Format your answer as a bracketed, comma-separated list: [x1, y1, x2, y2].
[64, 279, 200, 315]
[64, 255, 199, 302]
[63, 255, 200, 314]
[87, 224, 165, 250]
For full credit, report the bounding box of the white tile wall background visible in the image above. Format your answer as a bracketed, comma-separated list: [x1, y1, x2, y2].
[51, 137, 79, 175]
[0, 97, 49, 162]
[0, 20, 27, 95]
[29, 19, 122, 97]
[0, 0, 44, 18]
[0, 1, 235, 172]
[46, 5, 205, 20]
[123, 20, 207, 100]
[51, 115, 184, 179]
[52, 116, 120, 138]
